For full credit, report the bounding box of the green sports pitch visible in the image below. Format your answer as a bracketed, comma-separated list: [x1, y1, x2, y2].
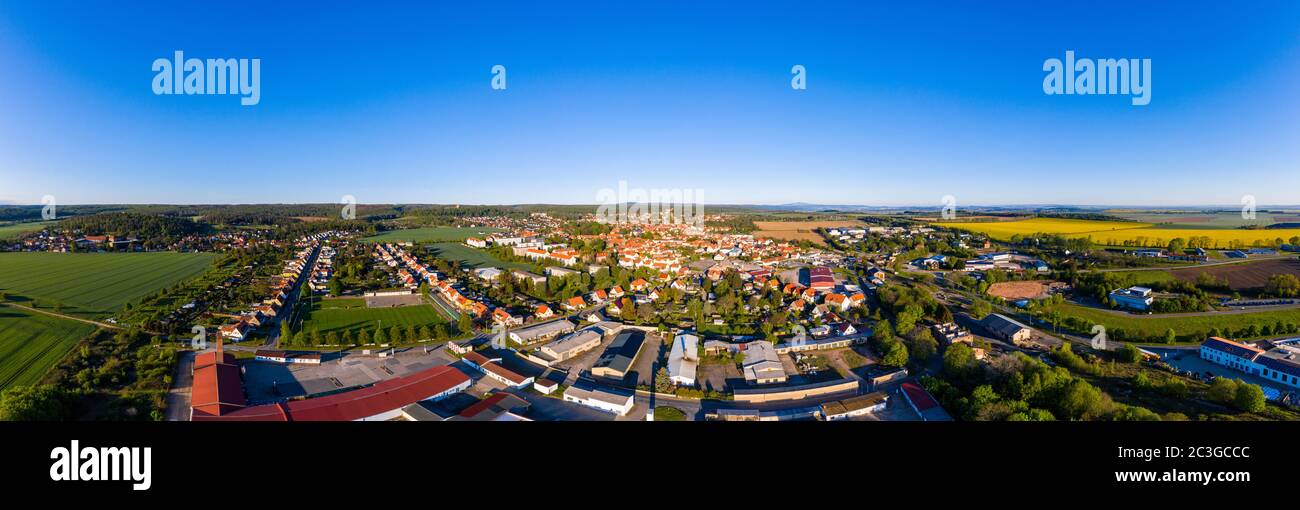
[0, 252, 217, 319]
[362, 227, 502, 244]
[296, 297, 448, 337]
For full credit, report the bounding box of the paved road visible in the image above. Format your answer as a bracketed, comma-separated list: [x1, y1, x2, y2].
[164, 350, 195, 421]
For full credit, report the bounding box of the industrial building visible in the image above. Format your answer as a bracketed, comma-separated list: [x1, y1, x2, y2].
[591, 330, 646, 379]
[667, 333, 700, 386]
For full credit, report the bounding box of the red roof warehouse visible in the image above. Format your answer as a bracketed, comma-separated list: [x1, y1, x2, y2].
[190, 350, 245, 417]
[808, 266, 835, 289]
[192, 365, 472, 421]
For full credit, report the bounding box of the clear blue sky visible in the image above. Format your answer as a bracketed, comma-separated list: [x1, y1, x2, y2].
[1, 1, 1298, 206]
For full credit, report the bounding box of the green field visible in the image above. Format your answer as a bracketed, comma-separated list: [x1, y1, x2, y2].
[1055, 302, 1300, 342]
[363, 227, 502, 243]
[0, 252, 217, 318]
[427, 242, 534, 270]
[0, 306, 96, 390]
[1108, 210, 1299, 229]
[1110, 269, 1177, 286]
[0, 221, 56, 240]
[297, 297, 448, 336]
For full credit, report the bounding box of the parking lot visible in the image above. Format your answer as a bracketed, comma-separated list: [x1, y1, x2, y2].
[1147, 348, 1291, 395]
[242, 347, 458, 404]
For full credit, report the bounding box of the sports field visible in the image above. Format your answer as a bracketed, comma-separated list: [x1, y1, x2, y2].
[296, 297, 448, 336]
[0, 306, 97, 390]
[0, 252, 217, 318]
[427, 242, 534, 270]
[934, 218, 1300, 249]
[363, 227, 502, 243]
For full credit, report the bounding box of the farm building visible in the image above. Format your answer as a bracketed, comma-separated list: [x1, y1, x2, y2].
[982, 313, 1032, 345]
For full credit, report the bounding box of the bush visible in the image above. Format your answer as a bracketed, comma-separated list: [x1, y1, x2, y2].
[1234, 381, 1267, 413]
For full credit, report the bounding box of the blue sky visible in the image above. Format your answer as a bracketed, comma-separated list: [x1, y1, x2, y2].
[1, 1, 1298, 206]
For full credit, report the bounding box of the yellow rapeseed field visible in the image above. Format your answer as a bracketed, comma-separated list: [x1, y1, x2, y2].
[932, 218, 1300, 249]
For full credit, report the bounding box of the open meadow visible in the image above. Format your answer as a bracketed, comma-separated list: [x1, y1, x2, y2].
[0, 252, 217, 319]
[754, 220, 864, 244]
[0, 306, 97, 390]
[363, 227, 502, 243]
[0, 220, 56, 240]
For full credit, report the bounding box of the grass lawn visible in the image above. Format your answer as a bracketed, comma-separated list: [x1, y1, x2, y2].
[1113, 269, 1177, 286]
[0, 305, 97, 390]
[426, 242, 534, 270]
[363, 227, 502, 244]
[297, 297, 448, 336]
[0, 252, 217, 319]
[653, 406, 687, 421]
[1055, 302, 1300, 342]
[0, 220, 56, 240]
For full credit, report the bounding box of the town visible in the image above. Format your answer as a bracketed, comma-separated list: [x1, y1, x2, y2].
[2, 203, 1299, 423]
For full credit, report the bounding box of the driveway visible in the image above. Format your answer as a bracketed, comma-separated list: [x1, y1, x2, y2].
[165, 350, 195, 421]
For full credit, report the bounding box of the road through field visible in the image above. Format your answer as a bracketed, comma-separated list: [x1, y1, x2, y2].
[0, 302, 123, 330]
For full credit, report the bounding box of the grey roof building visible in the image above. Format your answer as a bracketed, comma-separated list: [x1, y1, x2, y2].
[592, 330, 646, 379]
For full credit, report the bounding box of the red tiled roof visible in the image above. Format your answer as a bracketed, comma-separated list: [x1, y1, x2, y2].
[459, 393, 510, 418]
[900, 381, 939, 411]
[191, 357, 245, 417]
[463, 350, 491, 365]
[193, 365, 471, 421]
